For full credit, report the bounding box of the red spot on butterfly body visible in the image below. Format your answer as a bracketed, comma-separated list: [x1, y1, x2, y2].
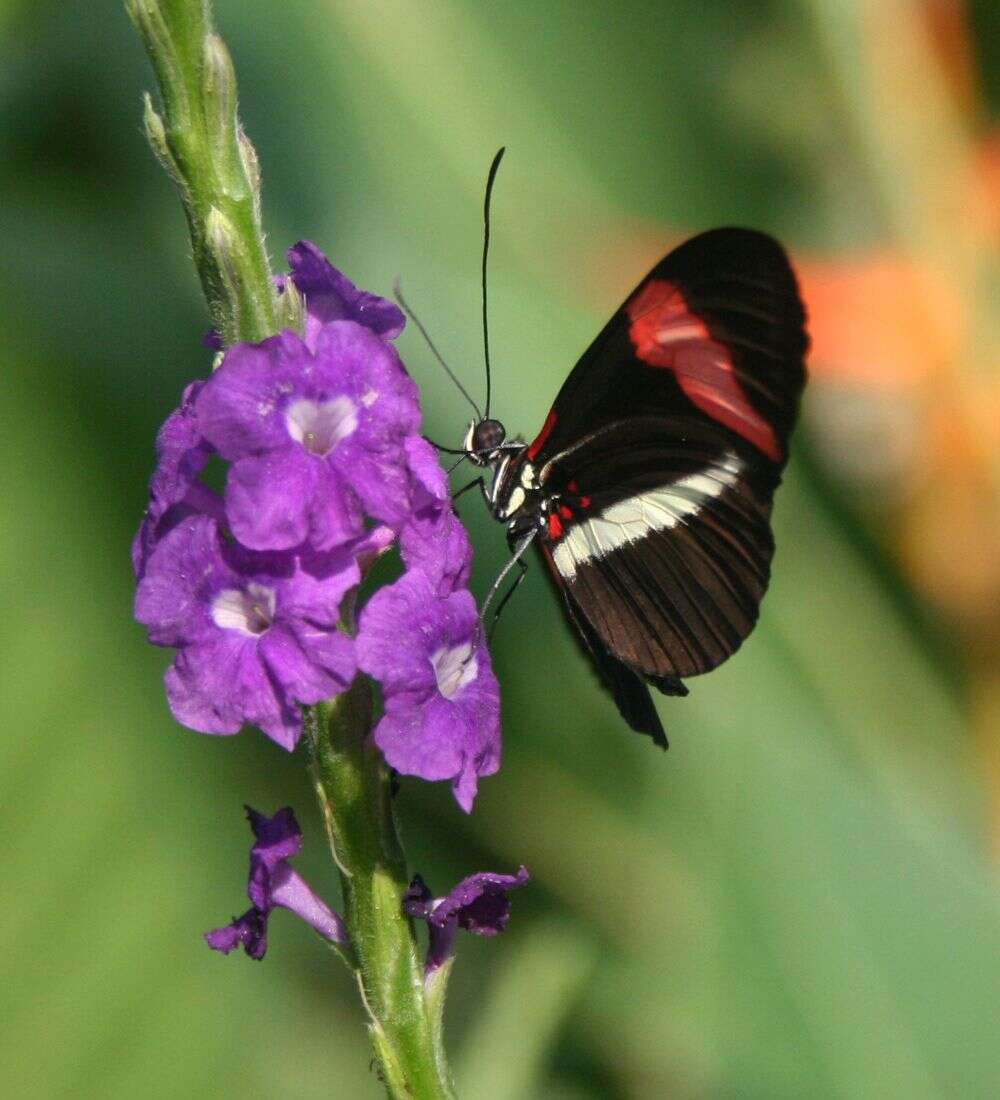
[626, 280, 782, 461]
[527, 410, 558, 461]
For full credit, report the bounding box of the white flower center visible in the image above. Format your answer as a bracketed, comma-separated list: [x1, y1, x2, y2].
[430, 642, 478, 699]
[285, 397, 358, 456]
[211, 584, 277, 636]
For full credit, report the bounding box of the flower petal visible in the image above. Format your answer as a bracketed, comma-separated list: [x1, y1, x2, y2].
[165, 633, 301, 748]
[307, 460, 365, 551]
[226, 447, 319, 551]
[356, 571, 441, 697]
[196, 332, 310, 459]
[259, 624, 354, 705]
[205, 908, 268, 959]
[135, 515, 228, 647]
[247, 806, 303, 870]
[403, 867, 530, 975]
[269, 864, 349, 943]
[431, 867, 530, 935]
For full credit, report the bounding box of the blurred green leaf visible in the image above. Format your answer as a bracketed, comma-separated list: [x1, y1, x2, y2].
[454, 920, 596, 1100]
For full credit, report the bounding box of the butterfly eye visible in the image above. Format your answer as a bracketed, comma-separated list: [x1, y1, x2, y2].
[472, 418, 506, 454]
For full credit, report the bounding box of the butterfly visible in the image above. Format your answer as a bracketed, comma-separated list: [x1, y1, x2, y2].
[411, 153, 809, 747]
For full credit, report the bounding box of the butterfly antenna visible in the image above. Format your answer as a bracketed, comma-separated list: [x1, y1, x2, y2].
[423, 436, 471, 456]
[482, 146, 505, 419]
[394, 280, 483, 420]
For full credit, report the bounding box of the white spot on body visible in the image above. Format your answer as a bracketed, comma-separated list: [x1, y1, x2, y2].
[211, 583, 277, 635]
[551, 452, 743, 580]
[430, 642, 478, 699]
[501, 486, 526, 518]
[285, 397, 358, 456]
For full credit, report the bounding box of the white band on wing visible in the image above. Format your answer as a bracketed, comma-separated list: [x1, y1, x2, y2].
[551, 452, 743, 580]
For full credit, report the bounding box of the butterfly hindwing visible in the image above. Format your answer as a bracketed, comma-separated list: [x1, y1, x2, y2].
[553, 576, 673, 747]
[538, 417, 775, 680]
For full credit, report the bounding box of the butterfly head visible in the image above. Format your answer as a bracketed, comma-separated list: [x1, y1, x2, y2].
[464, 417, 507, 467]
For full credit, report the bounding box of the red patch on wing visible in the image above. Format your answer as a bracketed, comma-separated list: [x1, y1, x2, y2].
[547, 512, 564, 539]
[626, 279, 782, 461]
[527, 410, 558, 461]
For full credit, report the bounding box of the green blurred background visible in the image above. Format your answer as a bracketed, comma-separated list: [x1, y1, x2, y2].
[2, 1, 998, 1096]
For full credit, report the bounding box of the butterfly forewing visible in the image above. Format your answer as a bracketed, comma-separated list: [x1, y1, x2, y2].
[528, 227, 806, 471]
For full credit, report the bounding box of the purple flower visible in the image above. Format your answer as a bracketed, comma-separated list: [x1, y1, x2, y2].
[282, 240, 405, 349]
[195, 324, 421, 552]
[356, 570, 500, 812]
[399, 436, 473, 596]
[206, 807, 347, 959]
[135, 514, 360, 750]
[403, 867, 530, 974]
[132, 381, 221, 580]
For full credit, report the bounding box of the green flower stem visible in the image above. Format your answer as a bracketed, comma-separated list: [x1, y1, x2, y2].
[126, 0, 288, 345]
[128, 4, 451, 1094]
[307, 685, 456, 1100]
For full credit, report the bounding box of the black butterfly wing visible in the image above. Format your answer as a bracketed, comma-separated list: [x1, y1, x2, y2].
[542, 550, 687, 748]
[524, 227, 807, 470]
[522, 228, 807, 725]
[539, 416, 775, 680]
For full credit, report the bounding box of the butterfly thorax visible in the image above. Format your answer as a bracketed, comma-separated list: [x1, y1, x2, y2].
[461, 417, 545, 538]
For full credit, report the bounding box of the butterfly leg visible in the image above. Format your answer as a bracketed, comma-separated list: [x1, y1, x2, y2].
[478, 529, 537, 641]
[487, 554, 529, 641]
[451, 476, 484, 503]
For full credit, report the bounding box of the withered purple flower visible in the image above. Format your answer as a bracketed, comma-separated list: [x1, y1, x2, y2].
[403, 867, 530, 974]
[282, 240, 405, 348]
[206, 807, 347, 959]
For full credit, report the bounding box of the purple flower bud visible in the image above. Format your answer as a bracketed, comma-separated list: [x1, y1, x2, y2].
[357, 570, 501, 812]
[206, 807, 347, 960]
[402, 867, 530, 974]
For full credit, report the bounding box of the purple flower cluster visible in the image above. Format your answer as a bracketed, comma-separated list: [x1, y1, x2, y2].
[134, 243, 500, 809]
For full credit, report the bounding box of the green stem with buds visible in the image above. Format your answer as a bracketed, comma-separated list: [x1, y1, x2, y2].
[127, 3, 452, 1095]
[126, 0, 302, 345]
